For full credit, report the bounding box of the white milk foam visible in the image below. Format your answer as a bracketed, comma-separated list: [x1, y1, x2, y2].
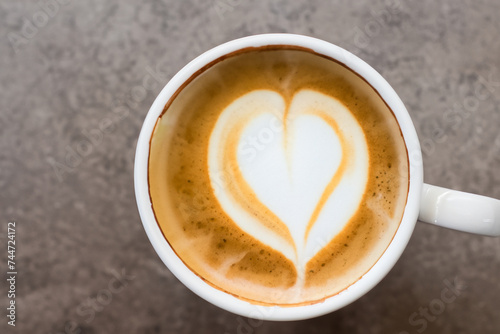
[208, 89, 369, 275]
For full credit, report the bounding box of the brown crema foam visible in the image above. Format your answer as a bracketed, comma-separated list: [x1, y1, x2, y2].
[148, 46, 409, 305]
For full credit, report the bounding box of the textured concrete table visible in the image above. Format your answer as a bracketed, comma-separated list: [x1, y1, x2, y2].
[1, 0, 499, 333]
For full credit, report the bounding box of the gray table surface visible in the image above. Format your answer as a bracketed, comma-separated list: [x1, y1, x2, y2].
[2, 0, 500, 333]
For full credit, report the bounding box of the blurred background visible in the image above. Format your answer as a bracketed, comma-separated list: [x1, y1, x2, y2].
[1, 0, 500, 333]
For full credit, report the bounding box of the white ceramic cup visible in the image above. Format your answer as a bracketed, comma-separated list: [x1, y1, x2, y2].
[134, 34, 500, 321]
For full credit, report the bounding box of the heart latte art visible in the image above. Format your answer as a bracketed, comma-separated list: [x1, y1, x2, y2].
[148, 47, 409, 305]
[209, 89, 369, 280]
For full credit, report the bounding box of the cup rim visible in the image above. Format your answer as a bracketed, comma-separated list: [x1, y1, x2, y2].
[134, 33, 423, 321]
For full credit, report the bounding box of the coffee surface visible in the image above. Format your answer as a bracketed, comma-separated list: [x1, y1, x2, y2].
[148, 47, 409, 305]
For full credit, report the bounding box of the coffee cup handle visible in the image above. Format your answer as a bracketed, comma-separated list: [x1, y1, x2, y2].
[418, 183, 500, 236]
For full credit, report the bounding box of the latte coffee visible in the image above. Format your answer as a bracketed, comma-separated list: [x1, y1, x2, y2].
[148, 46, 409, 305]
